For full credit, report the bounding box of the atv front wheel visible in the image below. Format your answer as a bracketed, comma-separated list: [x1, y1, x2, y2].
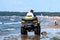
[21, 27, 27, 35]
[34, 26, 40, 35]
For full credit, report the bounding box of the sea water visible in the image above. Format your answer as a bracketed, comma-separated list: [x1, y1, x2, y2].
[0, 16, 60, 40]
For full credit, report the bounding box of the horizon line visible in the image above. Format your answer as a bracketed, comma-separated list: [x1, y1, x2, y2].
[0, 11, 60, 12]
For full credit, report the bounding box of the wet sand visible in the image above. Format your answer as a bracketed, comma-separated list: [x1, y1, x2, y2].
[21, 35, 40, 40]
[44, 17, 60, 28]
[56, 32, 60, 34]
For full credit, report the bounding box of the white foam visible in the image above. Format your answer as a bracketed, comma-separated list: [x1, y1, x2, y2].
[4, 22, 21, 24]
[5, 28, 16, 30]
[0, 22, 21, 25]
[0, 22, 2, 24]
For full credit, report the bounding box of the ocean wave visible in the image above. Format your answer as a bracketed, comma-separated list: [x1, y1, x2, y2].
[0, 22, 21, 25]
[4, 28, 16, 31]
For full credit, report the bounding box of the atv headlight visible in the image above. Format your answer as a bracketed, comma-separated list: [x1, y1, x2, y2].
[21, 20, 25, 24]
[33, 20, 38, 23]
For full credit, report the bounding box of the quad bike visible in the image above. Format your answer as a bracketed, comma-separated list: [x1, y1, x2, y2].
[21, 15, 41, 35]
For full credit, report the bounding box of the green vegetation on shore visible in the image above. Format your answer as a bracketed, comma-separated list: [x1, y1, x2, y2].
[0, 11, 60, 16]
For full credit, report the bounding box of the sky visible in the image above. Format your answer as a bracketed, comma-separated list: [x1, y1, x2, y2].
[0, 0, 60, 12]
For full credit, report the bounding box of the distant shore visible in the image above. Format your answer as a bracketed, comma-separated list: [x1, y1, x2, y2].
[0, 12, 60, 16]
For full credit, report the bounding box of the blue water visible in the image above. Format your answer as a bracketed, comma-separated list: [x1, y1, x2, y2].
[0, 16, 21, 36]
[0, 16, 60, 40]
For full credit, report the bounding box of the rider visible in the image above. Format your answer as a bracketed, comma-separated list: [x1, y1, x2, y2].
[26, 9, 36, 17]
